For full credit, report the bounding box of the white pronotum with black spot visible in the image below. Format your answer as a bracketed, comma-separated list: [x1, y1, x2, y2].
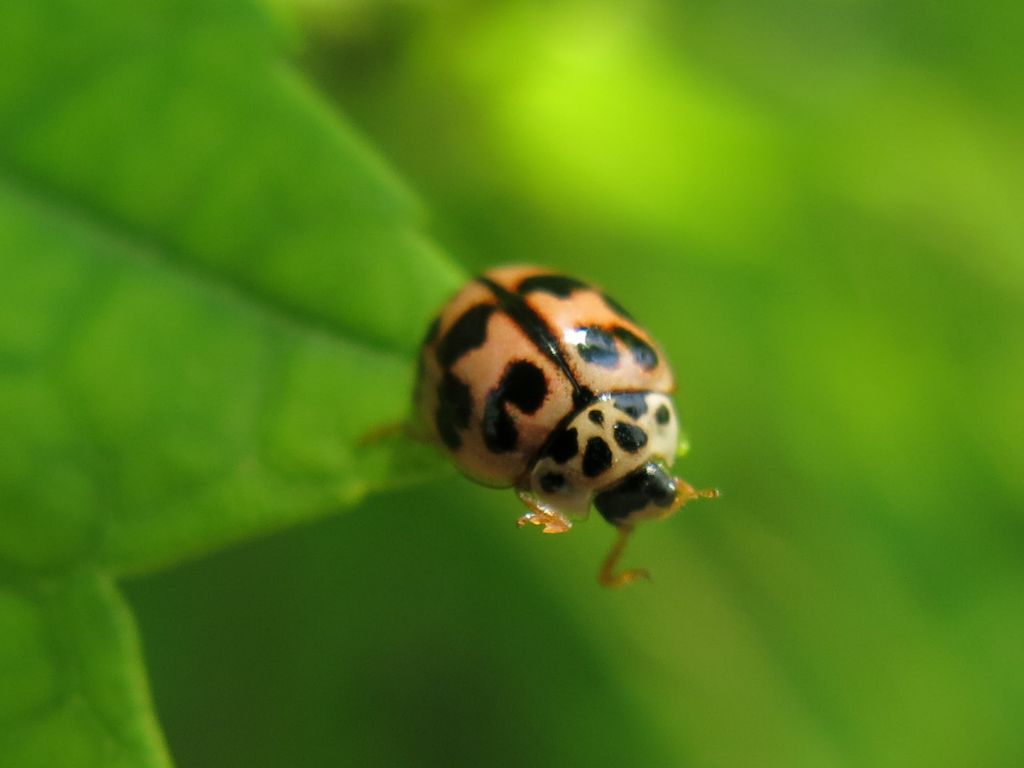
[525, 392, 679, 524]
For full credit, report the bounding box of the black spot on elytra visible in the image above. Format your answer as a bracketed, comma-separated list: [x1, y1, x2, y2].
[544, 427, 579, 464]
[539, 472, 566, 493]
[655, 404, 671, 425]
[601, 292, 635, 322]
[595, 462, 677, 526]
[503, 361, 548, 414]
[588, 409, 604, 426]
[482, 406, 517, 453]
[436, 371, 472, 450]
[483, 361, 548, 453]
[613, 327, 658, 370]
[612, 393, 648, 419]
[583, 437, 614, 477]
[436, 304, 494, 368]
[517, 274, 587, 297]
[576, 327, 619, 368]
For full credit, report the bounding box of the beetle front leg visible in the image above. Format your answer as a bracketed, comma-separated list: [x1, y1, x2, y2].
[515, 489, 573, 534]
[598, 525, 650, 588]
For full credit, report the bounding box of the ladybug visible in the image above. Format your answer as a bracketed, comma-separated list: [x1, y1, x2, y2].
[415, 265, 717, 587]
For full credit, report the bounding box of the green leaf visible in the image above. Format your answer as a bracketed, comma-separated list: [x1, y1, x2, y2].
[0, 1, 463, 763]
[0, 572, 167, 768]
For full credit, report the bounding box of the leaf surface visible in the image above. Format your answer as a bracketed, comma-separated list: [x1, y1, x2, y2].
[0, 1, 462, 763]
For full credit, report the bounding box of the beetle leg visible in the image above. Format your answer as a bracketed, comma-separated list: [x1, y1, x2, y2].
[515, 489, 573, 534]
[598, 525, 649, 588]
[356, 419, 431, 447]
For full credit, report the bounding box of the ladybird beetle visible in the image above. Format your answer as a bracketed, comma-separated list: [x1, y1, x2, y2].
[415, 265, 717, 587]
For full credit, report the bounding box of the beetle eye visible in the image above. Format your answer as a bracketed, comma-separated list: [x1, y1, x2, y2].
[594, 461, 677, 526]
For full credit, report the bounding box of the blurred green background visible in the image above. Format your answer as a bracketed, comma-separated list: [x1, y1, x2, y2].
[3, 0, 1023, 766]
